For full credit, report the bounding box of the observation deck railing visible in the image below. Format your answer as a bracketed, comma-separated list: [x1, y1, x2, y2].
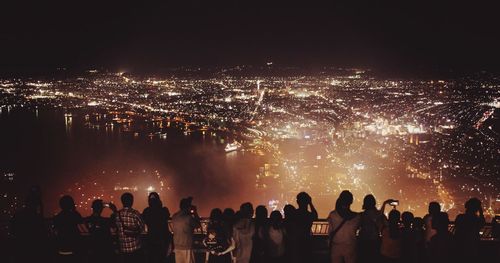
[38, 218, 495, 241]
[1, 218, 497, 262]
[0, 218, 496, 240]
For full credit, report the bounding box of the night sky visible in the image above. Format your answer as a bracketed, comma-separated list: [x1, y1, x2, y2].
[1, 1, 499, 73]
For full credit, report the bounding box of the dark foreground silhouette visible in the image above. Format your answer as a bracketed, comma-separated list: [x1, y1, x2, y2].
[7, 187, 499, 263]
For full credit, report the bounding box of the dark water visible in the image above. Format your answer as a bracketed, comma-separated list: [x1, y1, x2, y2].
[0, 108, 267, 217]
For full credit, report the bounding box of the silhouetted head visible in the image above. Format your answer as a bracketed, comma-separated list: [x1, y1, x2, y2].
[413, 217, 424, 230]
[180, 197, 193, 211]
[239, 202, 254, 219]
[210, 208, 223, 222]
[362, 194, 376, 210]
[335, 190, 353, 210]
[121, 192, 134, 208]
[428, 202, 441, 215]
[91, 199, 104, 215]
[388, 209, 401, 225]
[388, 209, 401, 239]
[283, 204, 296, 220]
[296, 192, 311, 209]
[148, 192, 162, 209]
[432, 212, 450, 233]
[270, 210, 283, 228]
[255, 205, 268, 220]
[222, 208, 235, 223]
[59, 195, 75, 212]
[335, 190, 355, 220]
[401, 211, 414, 228]
[465, 198, 482, 215]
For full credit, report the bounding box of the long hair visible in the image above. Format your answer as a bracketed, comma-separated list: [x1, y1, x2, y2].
[148, 192, 162, 209]
[335, 190, 356, 220]
[362, 194, 376, 210]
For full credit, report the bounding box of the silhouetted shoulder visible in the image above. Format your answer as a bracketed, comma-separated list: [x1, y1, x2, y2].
[454, 213, 465, 223]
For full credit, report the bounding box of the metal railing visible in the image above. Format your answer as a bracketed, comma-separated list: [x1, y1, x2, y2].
[1, 218, 497, 241]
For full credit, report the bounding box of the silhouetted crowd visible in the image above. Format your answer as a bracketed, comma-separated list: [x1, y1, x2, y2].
[7, 186, 499, 263]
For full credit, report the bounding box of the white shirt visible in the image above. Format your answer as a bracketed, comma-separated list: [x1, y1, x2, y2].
[327, 210, 361, 245]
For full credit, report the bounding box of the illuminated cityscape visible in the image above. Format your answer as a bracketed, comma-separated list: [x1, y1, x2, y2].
[1, 2, 499, 262]
[1, 67, 499, 220]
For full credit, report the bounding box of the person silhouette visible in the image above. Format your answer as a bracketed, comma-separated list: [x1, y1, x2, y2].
[222, 208, 236, 238]
[10, 186, 47, 263]
[492, 215, 500, 239]
[358, 194, 385, 263]
[429, 212, 454, 263]
[115, 192, 145, 263]
[454, 198, 485, 263]
[412, 217, 425, 263]
[172, 197, 201, 263]
[380, 209, 402, 263]
[328, 190, 360, 263]
[423, 202, 441, 245]
[262, 210, 287, 263]
[283, 204, 299, 263]
[85, 199, 116, 263]
[232, 202, 255, 263]
[142, 192, 172, 263]
[295, 192, 318, 263]
[53, 195, 86, 262]
[401, 211, 417, 263]
[251, 205, 268, 263]
[203, 208, 235, 263]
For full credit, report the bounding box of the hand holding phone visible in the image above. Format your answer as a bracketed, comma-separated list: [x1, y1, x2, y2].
[390, 200, 399, 206]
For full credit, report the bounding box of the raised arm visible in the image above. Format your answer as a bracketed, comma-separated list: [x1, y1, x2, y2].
[380, 199, 395, 215]
[309, 200, 319, 221]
